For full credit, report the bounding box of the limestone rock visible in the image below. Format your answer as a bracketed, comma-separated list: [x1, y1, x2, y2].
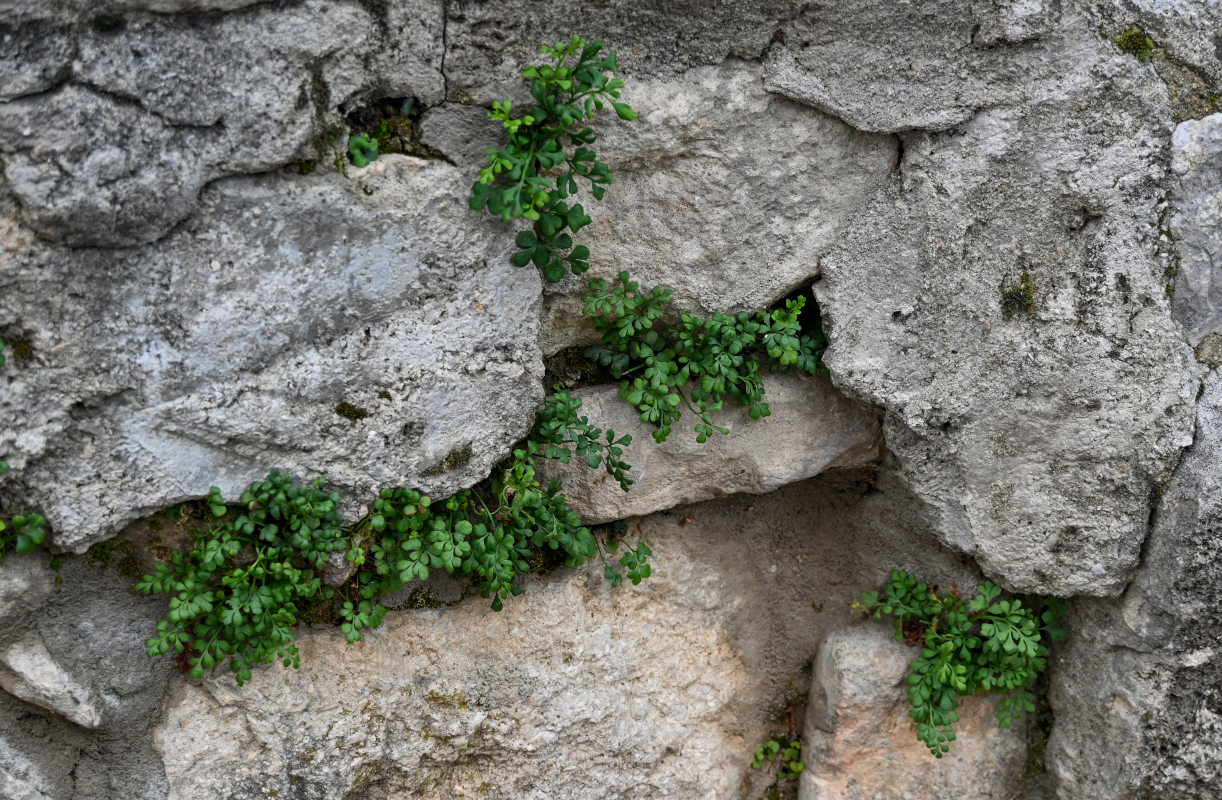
[809, 5, 1200, 595]
[763, 0, 1061, 133]
[545, 374, 882, 524]
[801, 626, 1027, 800]
[147, 473, 980, 800]
[0, 740, 56, 800]
[1046, 367, 1222, 800]
[0, 157, 543, 551]
[0, 0, 444, 246]
[1171, 113, 1222, 346]
[0, 634, 101, 728]
[529, 61, 896, 354]
[0, 554, 56, 628]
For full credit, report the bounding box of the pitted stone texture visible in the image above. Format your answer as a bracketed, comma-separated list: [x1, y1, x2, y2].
[813, 8, 1200, 596]
[1171, 113, 1222, 346]
[0, 554, 56, 628]
[800, 626, 1027, 800]
[0, 551, 176, 800]
[150, 472, 979, 800]
[0, 0, 444, 246]
[523, 62, 895, 354]
[1047, 367, 1222, 800]
[0, 635, 102, 728]
[441, 0, 793, 103]
[1128, 0, 1222, 86]
[544, 374, 881, 524]
[763, 0, 1062, 134]
[0, 157, 543, 551]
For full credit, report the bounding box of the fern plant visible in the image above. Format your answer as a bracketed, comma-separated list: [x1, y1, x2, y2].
[469, 34, 636, 282]
[583, 272, 827, 443]
[137, 390, 652, 682]
[852, 570, 1067, 757]
[135, 473, 347, 683]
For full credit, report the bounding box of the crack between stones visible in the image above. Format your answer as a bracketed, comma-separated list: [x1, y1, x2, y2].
[71, 79, 225, 131]
[439, 0, 451, 101]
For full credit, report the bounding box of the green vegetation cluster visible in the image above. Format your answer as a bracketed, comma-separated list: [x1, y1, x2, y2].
[133, 34, 824, 688]
[585, 273, 826, 443]
[751, 736, 805, 799]
[852, 570, 1067, 757]
[136, 392, 648, 684]
[470, 35, 636, 282]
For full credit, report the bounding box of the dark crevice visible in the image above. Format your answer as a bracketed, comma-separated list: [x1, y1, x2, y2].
[893, 135, 905, 176]
[439, 0, 450, 101]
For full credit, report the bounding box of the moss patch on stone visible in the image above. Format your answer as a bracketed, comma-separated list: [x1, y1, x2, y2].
[422, 443, 472, 476]
[334, 402, 369, 421]
[1001, 272, 1036, 317]
[1114, 26, 1155, 62]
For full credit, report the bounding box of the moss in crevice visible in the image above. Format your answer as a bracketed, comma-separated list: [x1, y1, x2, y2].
[86, 536, 146, 582]
[422, 443, 472, 476]
[542, 346, 617, 393]
[334, 402, 369, 421]
[1114, 25, 1156, 62]
[1001, 272, 1036, 317]
[344, 96, 450, 162]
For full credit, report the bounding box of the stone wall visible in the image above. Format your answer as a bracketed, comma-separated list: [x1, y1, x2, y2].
[1, 1, 1220, 798]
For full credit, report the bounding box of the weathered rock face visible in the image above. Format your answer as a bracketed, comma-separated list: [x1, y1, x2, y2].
[546, 374, 881, 523]
[0, 158, 543, 551]
[0, 0, 1220, 798]
[801, 626, 1028, 800]
[0, 0, 444, 245]
[532, 62, 897, 353]
[802, 4, 1201, 596]
[1171, 113, 1222, 346]
[149, 473, 979, 800]
[0, 553, 175, 800]
[1046, 367, 1222, 800]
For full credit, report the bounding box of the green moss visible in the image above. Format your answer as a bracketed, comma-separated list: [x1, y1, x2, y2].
[421, 443, 472, 476]
[1115, 26, 1156, 62]
[542, 346, 616, 392]
[424, 689, 470, 710]
[2, 329, 34, 362]
[345, 96, 448, 162]
[334, 402, 369, 421]
[1001, 272, 1036, 317]
[48, 553, 65, 586]
[85, 537, 145, 581]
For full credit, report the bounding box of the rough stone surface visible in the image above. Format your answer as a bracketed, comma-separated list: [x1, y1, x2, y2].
[1046, 367, 1222, 800]
[0, 553, 56, 625]
[1127, 0, 1222, 86]
[0, 0, 444, 246]
[763, 0, 1059, 134]
[0, 1, 1220, 799]
[1171, 113, 1222, 346]
[532, 62, 895, 353]
[545, 374, 881, 523]
[420, 60, 895, 355]
[808, 5, 1200, 595]
[801, 626, 1027, 800]
[147, 472, 979, 800]
[0, 634, 102, 728]
[0, 157, 543, 551]
[0, 554, 175, 800]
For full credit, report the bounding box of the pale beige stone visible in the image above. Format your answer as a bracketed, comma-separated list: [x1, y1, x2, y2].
[543, 373, 882, 523]
[801, 626, 1027, 800]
